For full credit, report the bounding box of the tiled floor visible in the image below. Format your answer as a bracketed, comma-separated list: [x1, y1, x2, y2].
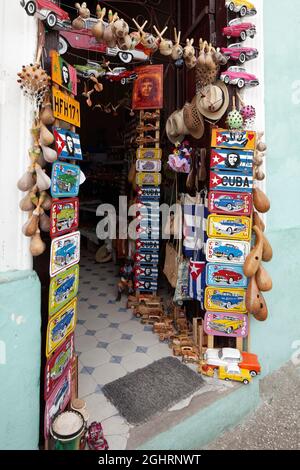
[75, 251, 173, 450]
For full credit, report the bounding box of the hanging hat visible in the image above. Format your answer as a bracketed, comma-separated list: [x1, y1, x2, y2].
[166, 109, 189, 144]
[183, 99, 204, 140]
[196, 80, 229, 120]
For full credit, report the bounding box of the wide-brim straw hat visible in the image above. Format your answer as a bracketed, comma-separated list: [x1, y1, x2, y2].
[196, 80, 229, 120]
[166, 109, 189, 144]
[183, 98, 204, 140]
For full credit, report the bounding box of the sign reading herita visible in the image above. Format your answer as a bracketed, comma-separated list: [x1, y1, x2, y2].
[52, 87, 80, 127]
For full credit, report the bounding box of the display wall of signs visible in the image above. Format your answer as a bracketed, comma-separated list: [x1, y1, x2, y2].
[44, 367, 72, 439]
[44, 334, 74, 400]
[211, 128, 256, 151]
[50, 198, 79, 238]
[50, 231, 80, 278]
[49, 265, 80, 317]
[51, 50, 78, 96]
[52, 87, 81, 127]
[53, 128, 83, 161]
[51, 162, 81, 199]
[204, 312, 249, 338]
[46, 298, 77, 357]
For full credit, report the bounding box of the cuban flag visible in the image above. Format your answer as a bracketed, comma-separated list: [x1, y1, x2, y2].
[188, 261, 206, 308]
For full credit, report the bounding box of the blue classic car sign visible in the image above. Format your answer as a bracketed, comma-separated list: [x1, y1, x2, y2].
[206, 238, 250, 265]
[210, 148, 253, 175]
[206, 263, 248, 289]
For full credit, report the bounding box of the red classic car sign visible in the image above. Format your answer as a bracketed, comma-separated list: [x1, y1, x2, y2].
[50, 198, 79, 238]
[208, 191, 253, 216]
[44, 334, 74, 401]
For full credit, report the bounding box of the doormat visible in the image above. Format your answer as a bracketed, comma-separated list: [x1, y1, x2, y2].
[102, 357, 204, 426]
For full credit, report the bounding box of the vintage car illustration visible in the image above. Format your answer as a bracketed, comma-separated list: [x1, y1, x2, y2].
[213, 219, 246, 235]
[50, 349, 72, 380]
[221, 43, 258, 64]
[55, 240, 77, 267]
[210, 291, 244, 309]
[213, 243, 243, 261]
[220, 66, 259, 88]
[219, 365, 252, 385]
[21, 0, 71, 29]
[223, 19, 256, 41]
[225, 0, 257, 17]
[74, 61, 107, 79]
[56, 172, 78, 193]
[56, 205, 76, 232]
[212, 269, 243, 284]
[106, 67, 138, 85]
[52, 308, 75, 343]
[204, 348, 261, 377]
[54, 274, 75, 302]
[208, 315, 244, 334]
[48, 378, 69, 418]
[214, 195, 245, 212]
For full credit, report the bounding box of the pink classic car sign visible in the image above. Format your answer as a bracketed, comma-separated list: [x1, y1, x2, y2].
[204, 312, 249, 338]
[44, 334, 74, 400]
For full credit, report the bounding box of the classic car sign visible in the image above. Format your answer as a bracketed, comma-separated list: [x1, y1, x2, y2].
[51, 50, 77, 96]
[52, 87, 81, 127]
[53, 128, 82, 161]
[44, 334, 74, 401]
[206, 238, 250, 265]
[205, 286, 247, 313]
[44, 367, 72, 439]
[51, 162, 81, 198]
[206, 263, 248, 289]
[46, 298, 77, 358]
[50, 198, 79, 238]
[204, 312, 249, 338]
[50, 231, 80, 277]
[210, 170, 253, 193]
[49, 265, 80, 317]
[208, 191, 253, 216]
[207, 215, 252, 241]
[211, 128, 256, 151]
[210, 148, 253, 175]
[136, 240, 160, 253]
[136, 160, 162, 173]
[136, 148, 162, 160]
[136, 173, 161, 187]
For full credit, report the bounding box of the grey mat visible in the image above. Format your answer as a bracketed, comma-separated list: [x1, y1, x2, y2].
[102, 356, 204, 425]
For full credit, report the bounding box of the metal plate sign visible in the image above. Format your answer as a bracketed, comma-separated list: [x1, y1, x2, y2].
[52, 87, 81, 127]
[136, 173, 161, 186]
[44, 334, 74, 400]
[50, 231, 80, 277]
[208, 191, 253, 216]
[53, 128, 83, 161]
[51, 162, 81, 199]
[210, 170, 253, 193]
[51, 50, 77, 96]
[49, 265, 79, 317]
[136, 148, 162, 160]
[205, 287, 247, 313]
[211, 128, 256, 151]
[210, 148, 253, 174]
[50, 198, 79, 238]
[206, 238, 250, 265]
[207, 215, 252, 241]
[136, 160, 162, 172]
[46, 298, 77, 358]
[206, 263, 248, 289]
[204, 312, 249, 338]
[44, 367, 72, 439]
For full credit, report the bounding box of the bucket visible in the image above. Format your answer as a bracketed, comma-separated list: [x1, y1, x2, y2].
[51, 410, 86, 450]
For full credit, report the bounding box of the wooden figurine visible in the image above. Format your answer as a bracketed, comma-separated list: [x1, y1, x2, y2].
[91, 6, 106, 41]
[72, 2, 91, 30]
[153, 26, 173, 56]
[171, 28, 183, 61]
[132, 19, 158, 51]
[103, 10, 119, 48]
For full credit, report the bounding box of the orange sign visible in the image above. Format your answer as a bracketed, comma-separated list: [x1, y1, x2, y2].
[52, 87, 81, 127]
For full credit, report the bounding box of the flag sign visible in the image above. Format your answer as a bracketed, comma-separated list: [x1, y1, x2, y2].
[210, 171, 253, 193]
[188, 260, 206, 308]
[53, 128, 82, 161]
[211, 128, 256, 151]
[210, 149, 253, 175]
[51, 50, 77, 96]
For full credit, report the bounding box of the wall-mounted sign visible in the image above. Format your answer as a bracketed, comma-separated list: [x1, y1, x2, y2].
[136, 173, 161, 186]
[53, 128, 82, 161]
[206, 239, 250, 265]
[46, 298, 77, 357]
[210, 170, 253, 193]
[135, 279, 158, 292]
[136, 148, 162, 160]
[136, 160, 161, 172]
[51, 50, 77, 96]
[205, 287, 247, 313]
[50, 231, 80, 278]
[49, 265, 80, 317]
[50, 198, 79, 238]
[208, 191, 253, 216]
[51, 162, 81, 199]
[204, 312, 249, 338]
[207, 215, 252, 241]
[52, 87, 81, 127]
[44, 367, 72, 439]
[44, 334, 74, 401]
[206, 263, 248, 289]
[210, 149, 253, 175]
[132, 64, 163, 110]
[211, 128, 256, 151]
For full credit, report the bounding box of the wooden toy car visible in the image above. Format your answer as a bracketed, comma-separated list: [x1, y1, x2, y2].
[153, 318, 173, 333]
[172, 336, 194, 356]
[134, 304, 164, 319]
[141, 314, 163, 325]
[225, 0, 257, 17]
[127, 294, 162, 309]
[158, 328, 176, 343]
[218, 365, 252, 384]
[21, 0, 71, 29]
[181, 346, 199, 364]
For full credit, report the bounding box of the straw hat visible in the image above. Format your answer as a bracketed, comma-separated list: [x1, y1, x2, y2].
[166, 109, 189, 144]
[183, 99, 204, 140]
[196, 80, 229, 120]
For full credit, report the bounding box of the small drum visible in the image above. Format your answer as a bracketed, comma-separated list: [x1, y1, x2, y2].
[51, 411, 86, 450]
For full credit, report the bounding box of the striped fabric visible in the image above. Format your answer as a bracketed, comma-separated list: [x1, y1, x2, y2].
[183, 193, 208, 261]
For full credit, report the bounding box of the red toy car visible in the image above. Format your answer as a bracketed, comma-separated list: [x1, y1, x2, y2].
[106, 67, 138, 85]
[221, 43, 258, 64]
[220, 66, 259, 88]
[223, 19, 256, 41]
[212, 269, 243, 284]
[21, 0, 70, 29]
[239, 352, 261, 377]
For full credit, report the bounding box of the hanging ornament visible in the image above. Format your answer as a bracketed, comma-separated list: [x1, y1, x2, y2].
[226, 96, 244, 130]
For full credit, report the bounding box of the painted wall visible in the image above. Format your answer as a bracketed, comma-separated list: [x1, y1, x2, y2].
[0, 270, 41, 450]
[250, 0, 300, 376]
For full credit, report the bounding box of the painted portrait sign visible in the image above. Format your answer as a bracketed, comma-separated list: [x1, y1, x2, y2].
[132, 64, 164, 110]
[53, 128, 83, 161]
[51, 50, 77, 96]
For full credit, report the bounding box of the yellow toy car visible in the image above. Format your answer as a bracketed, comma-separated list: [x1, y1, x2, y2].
[226, 0, 257, 17]
[219, 365, 252, 384]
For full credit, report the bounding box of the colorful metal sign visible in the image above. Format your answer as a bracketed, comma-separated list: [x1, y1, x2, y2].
[204, 312, 249, 338]
[208, 191, 253, 216]
[136, 160, 162, 173]
[44, 334, 74, 400]
[53, 128, 83, 161]
[136, 240, 160, 252]
[51, 162, 81, 199]
[135, 252, 159, 264]
[210, 170, 253, 193]
[206, 238, 250, 265]
[46, 298, 77, 358]
[52, 87, 81, 127]
[49, 265, 80, 317]
[137, 187, 161, 199]
[135, 265, 159, 278]
[210, 148, 253, 175]
[50, 198, 79, 238]
[44, 367, 72, 439]
[135, 279, 158, 292]
[51, 50, 77, 96]
[211, 128, 256, 151]
[136, 148, 162, 160]
[205, 287, 247, 313]
[50, 231, 80, 278]
[207, 215, 252, 241]
[136, 172, 161, 186]
[206, 263, 248, 289]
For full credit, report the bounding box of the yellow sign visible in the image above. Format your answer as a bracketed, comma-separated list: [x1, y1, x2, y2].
[52, 87, 81, 127]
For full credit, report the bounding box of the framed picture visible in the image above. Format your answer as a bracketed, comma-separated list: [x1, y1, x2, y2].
[132, 65, 164, 110]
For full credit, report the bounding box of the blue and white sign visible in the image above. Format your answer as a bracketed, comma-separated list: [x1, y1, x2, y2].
[53, 128, 83, 161]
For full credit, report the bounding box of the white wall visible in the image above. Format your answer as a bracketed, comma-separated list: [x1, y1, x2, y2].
[0, 0, 37, 271]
